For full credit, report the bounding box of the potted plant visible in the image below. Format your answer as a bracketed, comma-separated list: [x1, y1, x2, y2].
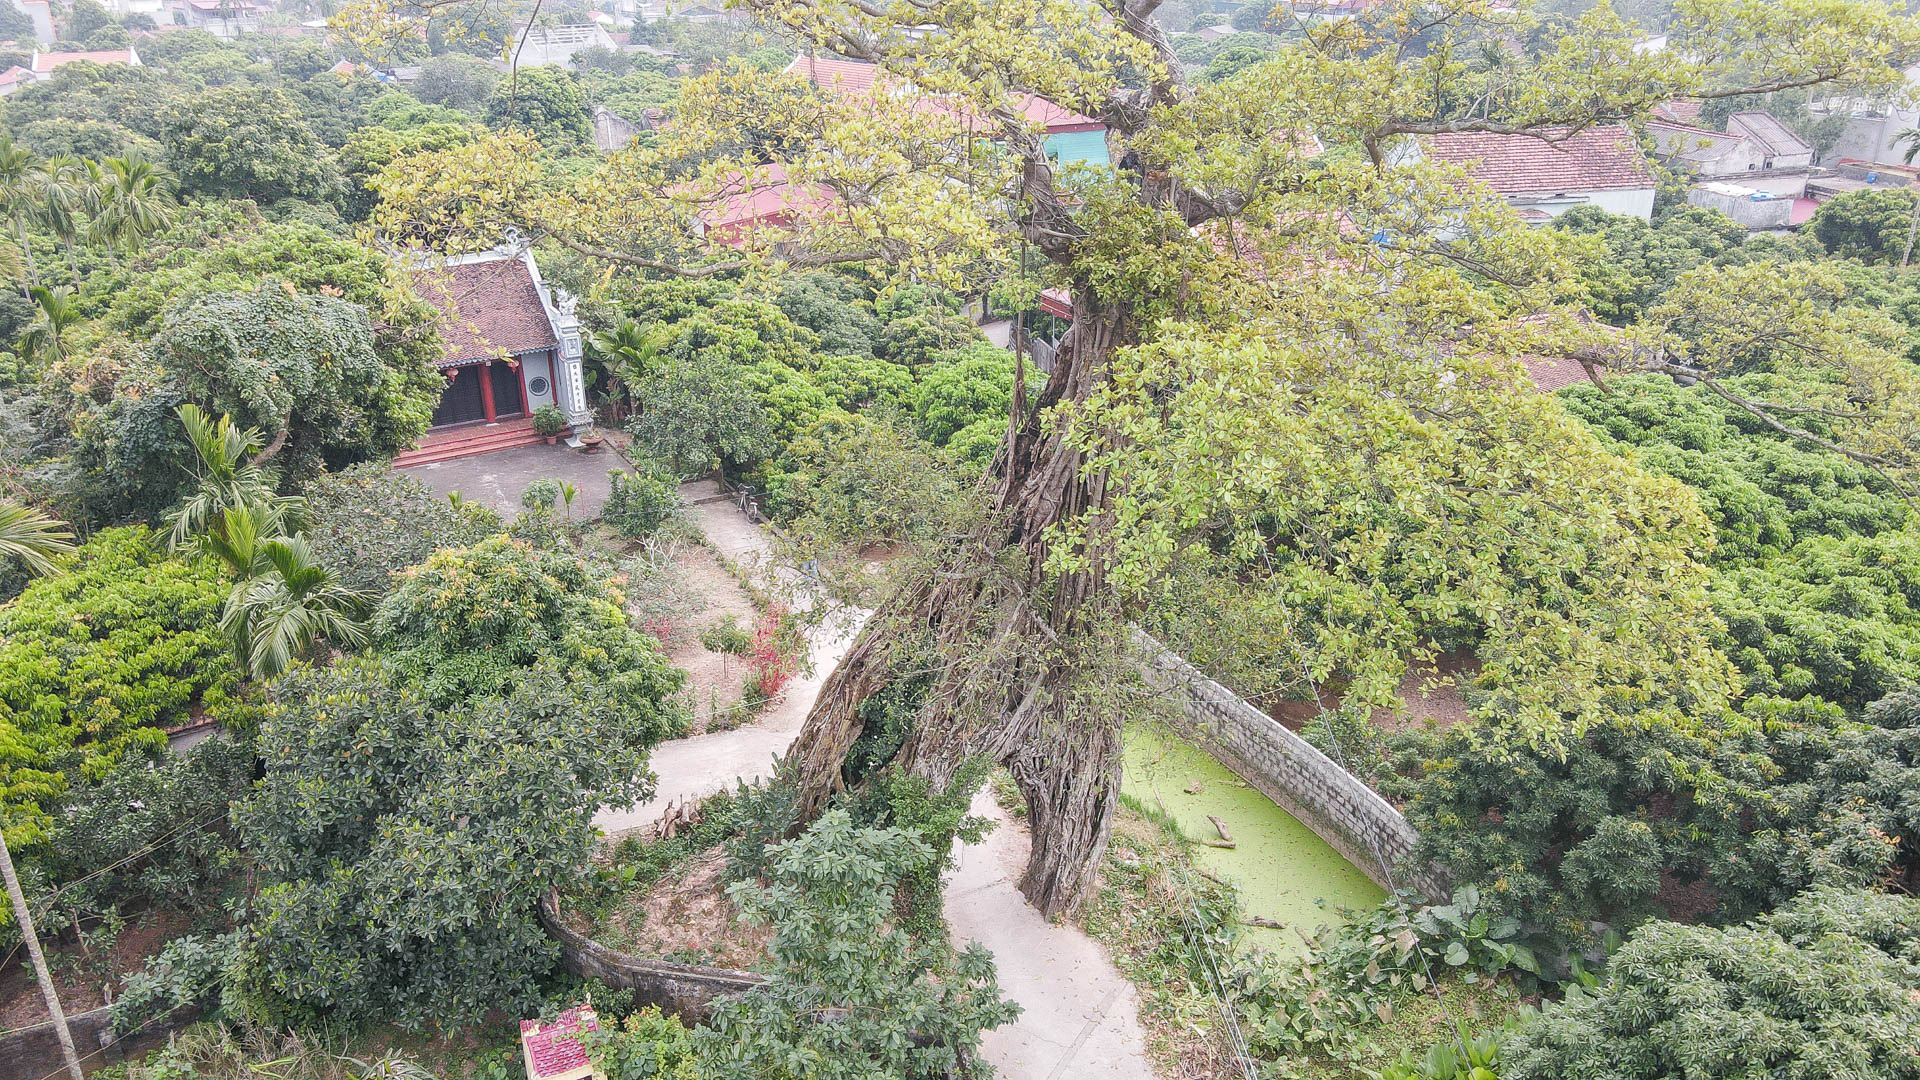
[578, 427, 605, 454]
[531, 405, 567, 445]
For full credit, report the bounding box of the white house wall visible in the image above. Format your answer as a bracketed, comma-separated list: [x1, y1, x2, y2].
[520, 350, 558, 410]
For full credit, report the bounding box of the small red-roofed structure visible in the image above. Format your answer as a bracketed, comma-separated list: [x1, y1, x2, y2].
[1421, 124, 1656, 221]
[520, 1005, 599, 1080]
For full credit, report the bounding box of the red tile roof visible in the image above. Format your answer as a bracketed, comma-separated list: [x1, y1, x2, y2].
[31, 49, 137, 73]
[1423, 125, 1653, 195]
[0, 66, 31, 87]
[786, 56, 1103, 133]
[1652, 99, 1702, 124]
[694, 162, 835, 243]
[1521, 353, 1598, 393]
[520, 1007, 598, 1080]
[411, 256, 559, 367]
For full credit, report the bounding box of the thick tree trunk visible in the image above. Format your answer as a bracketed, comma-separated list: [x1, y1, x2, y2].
[785, 295, 1130, 917]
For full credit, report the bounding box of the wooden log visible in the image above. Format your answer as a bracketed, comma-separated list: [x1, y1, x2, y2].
[1206, 815, 1234, 844]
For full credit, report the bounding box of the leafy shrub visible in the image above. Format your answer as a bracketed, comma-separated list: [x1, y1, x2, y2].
[531, 404, 568, 437]
[302, 464, 500, 598]
[1404, 692, 1920, 949]
[604, 465, 681, 539]
[1502, 886, 1920, 1079]
[768, 413, 967, 548]
[0, 527, 236, 847]
[1235, 887, 1536, 1064]
[584, 1006, 701, 1080]
[240, 660, 679, 1027]
[523, 477, 562, 512]
[696, 809, 1019, 1075]
[910, 344, 1028, 446]
[112, 931, 246, 1035]
[1378, 1027, 1504, 1080]
[19, 733, 251, 942]
[371, 535, 687, 718]
[742, 605, 805, 700]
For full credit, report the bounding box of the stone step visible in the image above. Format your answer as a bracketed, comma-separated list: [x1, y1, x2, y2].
[393, 423, 546, 467]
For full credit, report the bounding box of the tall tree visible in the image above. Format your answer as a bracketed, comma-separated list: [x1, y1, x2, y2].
[89, 154, 176, 257]
[0, 137, 46, 291]
[369, 0, 1920, 914]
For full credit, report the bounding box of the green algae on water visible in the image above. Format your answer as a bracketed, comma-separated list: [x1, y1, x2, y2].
[1121, 724, 1384, 956]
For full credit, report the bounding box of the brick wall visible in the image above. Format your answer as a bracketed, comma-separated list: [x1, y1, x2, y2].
[1135, 633, 1448, 898]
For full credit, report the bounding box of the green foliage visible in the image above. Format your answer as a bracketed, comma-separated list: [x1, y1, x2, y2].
[768, 413, 968, 548]
[626, 360, 774, 476]
[1377, 1027, 1503, 1080]
[772, 272, 880, 356]
[371, 535, 688, 719]
[239, 659, 675, 1028]
[584, 1006, 701, 1080]
[303, 464, 501, 599]
[910, 344, 1030, 446]
[699, 613, 753, 656]
[485, 66, 592, 149]
[743, 360, 832, 446]
[153, 288, 432, 481]
[1502, 887, 1920, 1079]
[0, 527, 235, 847]
[22, 733, 250, 943]
[1551, 205, 1749, 323]
[531, 403, 568, 437]
[1403, 693, 1920, 949]
[522, 476, 562, 512]
[697, 809, 1020, 1078]
[603, 465, 681, 539]
[112, 931, 247, 1036]
[1562, 374, 1920, 709]
[1809, 187, 1918, 264]
[159, 86, 344, 206]
[411, 53, 501, 113]
[1236, 887, 1534, 1064]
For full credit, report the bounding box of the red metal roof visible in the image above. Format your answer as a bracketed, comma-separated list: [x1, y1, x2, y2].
[411, 256, 559, 367]
[520, 1007, 598, 1080]
[694, 162, 835, 244]
[1423, 125, 1653, 195]
[786, 55, 1103, 133]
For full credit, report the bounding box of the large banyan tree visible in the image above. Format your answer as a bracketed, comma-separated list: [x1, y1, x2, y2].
[367, 0, 1920, 914]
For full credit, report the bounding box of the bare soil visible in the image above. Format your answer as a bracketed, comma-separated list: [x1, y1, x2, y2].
[570, 848, 772, 972]
[658, 543, 762, 735]
[0, 908, 197, 1028]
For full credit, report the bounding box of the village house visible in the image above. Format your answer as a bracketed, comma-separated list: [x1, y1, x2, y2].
[507, 22, 617, 69]
[1418, 125, 1657, 222]
[392, 246, 592, 467]
[0, 46, 142, 96]
[786, 55, 1112, 168]
[172, 0, 266, 36]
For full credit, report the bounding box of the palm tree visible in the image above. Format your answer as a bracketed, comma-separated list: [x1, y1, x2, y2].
[32, 155, 89, 288]
[212, 518, 369, 679]
[17, 284, 82, 367]
[89, 155, 174, 258]
[587, 320, 667, 422]
[0, 136, 45, 292]
[168, 403, 307, 552]
[0, 499, 75, 577]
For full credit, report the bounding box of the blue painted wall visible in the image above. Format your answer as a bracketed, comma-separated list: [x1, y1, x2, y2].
[1044, 129, 1111, 168]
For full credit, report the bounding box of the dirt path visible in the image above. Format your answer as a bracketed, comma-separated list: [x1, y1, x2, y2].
[593, 481, 1158, 1080]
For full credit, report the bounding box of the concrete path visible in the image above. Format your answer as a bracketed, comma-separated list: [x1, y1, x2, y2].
[946, 791, 1156, 1080]
[400, 443, 624, 518]
[594, 480, 860, 834]
[595, 482, 1159, 1080]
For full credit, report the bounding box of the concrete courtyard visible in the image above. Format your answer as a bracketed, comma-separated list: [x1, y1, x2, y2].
[397, 443, 628, 518]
